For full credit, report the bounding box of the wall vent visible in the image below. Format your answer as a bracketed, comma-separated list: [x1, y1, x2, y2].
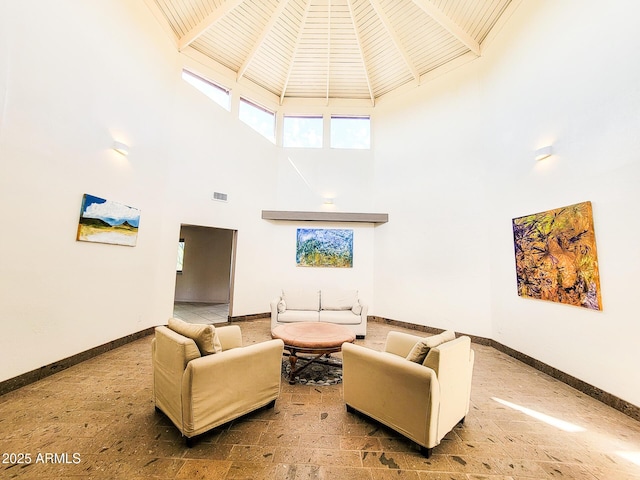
[212, 192, 228, 202]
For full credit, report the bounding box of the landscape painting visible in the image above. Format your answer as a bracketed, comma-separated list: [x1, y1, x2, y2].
[76, 194, 140, 247]
[296, 228, 353, 268]
[512, 201, 602, 310]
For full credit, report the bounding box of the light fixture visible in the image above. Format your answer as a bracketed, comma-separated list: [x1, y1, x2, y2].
[323, 197, 334, 205]
[112, 141, 129, 156]
[534, 145, 552, 161]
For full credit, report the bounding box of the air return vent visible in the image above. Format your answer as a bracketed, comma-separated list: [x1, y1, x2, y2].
[212, 192, 228, 202]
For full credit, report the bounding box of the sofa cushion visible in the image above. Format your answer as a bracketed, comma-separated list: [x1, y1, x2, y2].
[282, 289, 320, 311]
[406, 330, 456, 364]
[277, 310, 319, 323]
[319, 310, 361, 325]
[351, 301, 362, 315]
[168, 318, 222, 355]
[321, 289, 358, 310]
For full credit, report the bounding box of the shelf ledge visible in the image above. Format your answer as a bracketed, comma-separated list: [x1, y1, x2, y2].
[261, 210, 388, 224]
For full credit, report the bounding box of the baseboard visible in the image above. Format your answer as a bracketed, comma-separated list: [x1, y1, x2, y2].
[368, 316, 640, 423]
[229, 312, 271, 322]
[0, 327, 155, 397]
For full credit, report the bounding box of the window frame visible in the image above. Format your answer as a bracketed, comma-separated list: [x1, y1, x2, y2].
[330, 115, 371, 150]
[282, 115, 324, 149]
[181, 69, 230, 111]
[239, 97, 276, 143]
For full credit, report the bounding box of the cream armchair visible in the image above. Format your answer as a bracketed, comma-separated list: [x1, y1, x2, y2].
[152, 319, 284, 445]
[342, 330, 474, 457]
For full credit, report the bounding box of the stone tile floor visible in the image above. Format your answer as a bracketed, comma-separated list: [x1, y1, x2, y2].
[172, 302, 229, 324]
[1, 319, 639, 479]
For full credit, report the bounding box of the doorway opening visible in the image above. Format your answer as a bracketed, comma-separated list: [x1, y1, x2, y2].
[172, 224, 237, 324]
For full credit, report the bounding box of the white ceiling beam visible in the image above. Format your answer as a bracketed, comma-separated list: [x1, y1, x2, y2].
[346, 0, 375, 106]
[326, 0, 331, 105]
[238, 0, 291, 80]
[178, 0, 245, 51]
[280, 0, 313, 104]
[368, 0, 420, 84]
[411, 0, 481, 56]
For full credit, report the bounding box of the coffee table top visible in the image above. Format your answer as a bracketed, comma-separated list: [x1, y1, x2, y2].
[271, 322, 355, 350]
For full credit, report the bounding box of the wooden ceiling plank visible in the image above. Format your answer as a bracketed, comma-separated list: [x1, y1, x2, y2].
[411, 0, 481, 56]
[178, 0, 246, 50]
[237, 0, 292, 80]
[326, 0, 331, 105]
[368, 0, 420, 84]
[346, 0, 375, 105]
[281, 0, 314, 104]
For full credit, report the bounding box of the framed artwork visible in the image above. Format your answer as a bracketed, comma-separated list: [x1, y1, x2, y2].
[512, 201, 602, 310]
[296, 228, 353, 268]
[76, 194, 140, 247]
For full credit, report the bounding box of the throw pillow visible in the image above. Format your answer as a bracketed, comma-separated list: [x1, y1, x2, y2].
[351, 301, 362, 315]
[168, 317, 222, 355]
[405, 331, 456, 364]
[277, 299, 286, 313]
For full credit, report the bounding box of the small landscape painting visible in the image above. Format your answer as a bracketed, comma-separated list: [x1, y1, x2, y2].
[512, 201, 601, 310]
[296, 228, 353, 268]
[76, 194, 140, 247]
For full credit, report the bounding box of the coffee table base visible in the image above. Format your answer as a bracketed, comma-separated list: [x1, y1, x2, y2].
[271, 322, 356, 385]
[286, 348, 341, 385]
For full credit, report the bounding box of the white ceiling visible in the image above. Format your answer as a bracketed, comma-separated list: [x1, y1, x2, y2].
[147, 0, 515, 106]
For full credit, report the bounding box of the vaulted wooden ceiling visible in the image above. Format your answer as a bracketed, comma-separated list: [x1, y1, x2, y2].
[148, 0, 514, 106]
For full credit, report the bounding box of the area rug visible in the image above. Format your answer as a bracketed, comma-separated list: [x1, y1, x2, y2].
[281, 356, 343, 386]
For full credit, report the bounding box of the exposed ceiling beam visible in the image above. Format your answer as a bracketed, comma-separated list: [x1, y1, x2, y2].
[326, 0, 331, 105]
[411, 0, 481, 56]
[368, 0, 420, 84]
[280, 0, 313, 104]
[178, 0, 245, 51]
[237, 0, 291, 80]
[346, 0, 375, 106]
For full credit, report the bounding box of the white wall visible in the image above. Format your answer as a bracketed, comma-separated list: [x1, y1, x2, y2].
[0, 0, 177, 381]
[374, 1, 640, 407]
[373, 66, 493, 336]
[483, 0, 640, 408]
[0, 0, 377, 382]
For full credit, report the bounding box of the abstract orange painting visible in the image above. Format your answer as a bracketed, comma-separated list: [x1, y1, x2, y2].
[512, 201, 602, 310]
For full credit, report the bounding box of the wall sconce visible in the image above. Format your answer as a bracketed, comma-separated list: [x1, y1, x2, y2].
[323, 197, 334, 205]
[534, 145, 552, 161]
[112, 141, 130, 156]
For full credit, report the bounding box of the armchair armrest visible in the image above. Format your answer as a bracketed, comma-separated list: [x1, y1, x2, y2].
[269, 297, 281, 321]
[359, 303, 369, 323]
[384, 331, 424, 357]
[342, 342, 439, 446]
[216, 324, 242, 350]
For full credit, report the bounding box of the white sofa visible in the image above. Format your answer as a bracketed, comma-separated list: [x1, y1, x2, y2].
[342, 330, 474, 457]
[270, 289, 368, 338]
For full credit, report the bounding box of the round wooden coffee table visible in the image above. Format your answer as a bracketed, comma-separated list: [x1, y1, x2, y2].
[271, 322, 356, 385]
